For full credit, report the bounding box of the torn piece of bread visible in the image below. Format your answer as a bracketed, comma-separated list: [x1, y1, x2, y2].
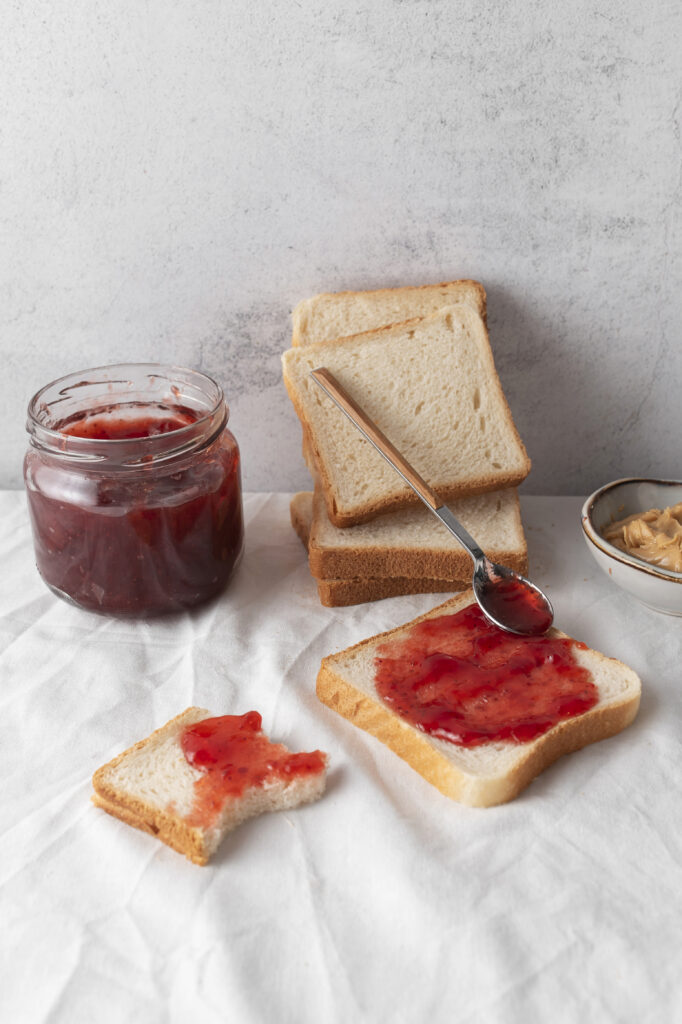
[282, 304, 531, 527]
[292, 278, 486, 346]
[92, 708, 328, 865]
[317, 593, 641, 807]
[290, 492, 466, 606]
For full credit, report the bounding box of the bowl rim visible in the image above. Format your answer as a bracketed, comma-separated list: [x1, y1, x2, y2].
[581, 476, 682, 585]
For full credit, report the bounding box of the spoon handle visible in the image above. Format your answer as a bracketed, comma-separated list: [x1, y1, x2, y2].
[310, 367, 485, 564]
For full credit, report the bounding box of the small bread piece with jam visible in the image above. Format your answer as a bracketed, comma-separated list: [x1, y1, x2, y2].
[92, 708, 328, 865]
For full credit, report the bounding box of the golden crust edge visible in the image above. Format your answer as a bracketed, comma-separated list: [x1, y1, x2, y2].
[91, 791, 209, 866]
[309, 541, 528, 582]
[91, 706, 212, 865]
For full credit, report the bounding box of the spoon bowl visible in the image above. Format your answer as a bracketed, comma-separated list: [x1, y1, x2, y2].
[474, 559, 554, 636]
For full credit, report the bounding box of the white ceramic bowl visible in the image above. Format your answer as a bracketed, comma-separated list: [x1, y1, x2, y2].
[581, 477, 682, 615]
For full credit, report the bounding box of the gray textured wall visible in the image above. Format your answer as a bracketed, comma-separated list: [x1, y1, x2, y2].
[2, 1, 680, 493]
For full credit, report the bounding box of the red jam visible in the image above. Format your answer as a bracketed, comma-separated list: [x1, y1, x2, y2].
[480, 576, 553, 634]
[374, 604, 597, 747]
[61, 407, 198, 440]
[181, 712, 327, 827]
[25, 403, 243, 616]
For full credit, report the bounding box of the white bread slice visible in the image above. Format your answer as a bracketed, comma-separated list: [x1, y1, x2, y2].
[292, 279, 486, 346]
[317, 593, 641, 807]
[92, 708, 328, 865]
[294, 280, 485, 469]
[290, 492, 465, 605]
[282, 304, 531, 527]
[307, 486, 527, 581]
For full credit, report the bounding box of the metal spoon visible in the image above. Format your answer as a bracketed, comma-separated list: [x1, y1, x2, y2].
[310, 367, 553, 636]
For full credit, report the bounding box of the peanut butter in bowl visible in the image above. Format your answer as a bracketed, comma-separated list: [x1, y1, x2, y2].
[603, 503, 682, 572]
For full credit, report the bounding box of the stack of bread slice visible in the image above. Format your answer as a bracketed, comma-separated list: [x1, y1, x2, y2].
[282, 280, 531, 606]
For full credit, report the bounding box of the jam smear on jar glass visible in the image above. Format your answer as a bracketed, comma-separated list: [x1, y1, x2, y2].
[180, 712, 327, 827]
[24, 364, 244, 617]
[374, 603, 598, 747]
[61, 407, 199, 440]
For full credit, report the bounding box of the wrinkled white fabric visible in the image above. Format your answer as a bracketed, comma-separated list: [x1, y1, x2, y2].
[0, 492, 679, 1024]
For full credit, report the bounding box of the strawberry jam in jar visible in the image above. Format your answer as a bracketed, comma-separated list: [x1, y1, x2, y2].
[24, 363, 243, 616]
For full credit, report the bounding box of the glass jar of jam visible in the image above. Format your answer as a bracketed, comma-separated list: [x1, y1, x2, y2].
[24, 363, 244, 617]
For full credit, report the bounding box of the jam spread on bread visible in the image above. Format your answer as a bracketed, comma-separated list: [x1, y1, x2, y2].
[181, 712, 327, 827]
[26, 408, 243, 616]
[480, 576, 553, 634]
[374, 605, 598, 747]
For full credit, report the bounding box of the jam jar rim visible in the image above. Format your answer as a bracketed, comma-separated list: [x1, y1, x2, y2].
[25, 362, 229, 470]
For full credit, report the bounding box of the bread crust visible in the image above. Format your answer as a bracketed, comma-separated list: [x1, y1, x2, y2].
[317, 575, 464, 607]
[291, 279, 487, 346]
[291, 493, 462, 605]
[92, 792, 211, 866]
[290, 492, 526, 606]
[311, 548, 527, 584]
[307, 488, 528, 582]
[92, 707, 211, 865]
[282, 305, 531, 528]
[316, 593, 641, 806]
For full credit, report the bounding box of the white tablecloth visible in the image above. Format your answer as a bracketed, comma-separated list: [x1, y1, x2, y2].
[1, 492, 679, 1023]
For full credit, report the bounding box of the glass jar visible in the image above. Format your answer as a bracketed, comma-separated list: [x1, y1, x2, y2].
[24, 363, 244, 616]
